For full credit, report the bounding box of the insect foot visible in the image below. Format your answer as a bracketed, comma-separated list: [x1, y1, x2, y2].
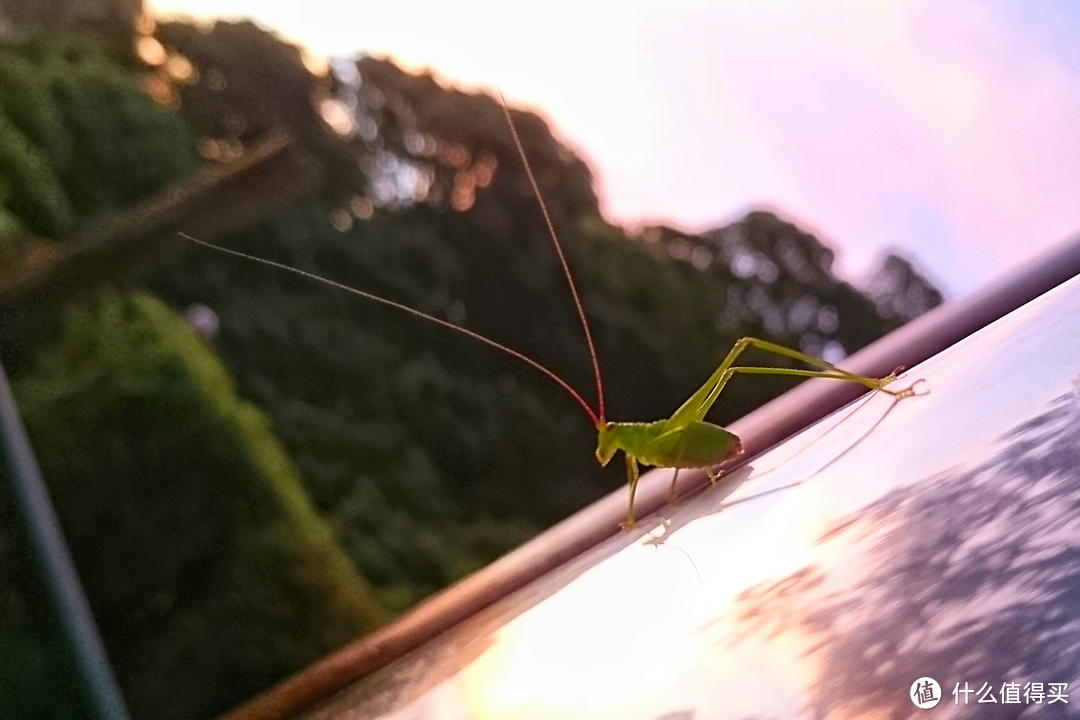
[888, 377, 929, 399]
[878, 375, 928, 399]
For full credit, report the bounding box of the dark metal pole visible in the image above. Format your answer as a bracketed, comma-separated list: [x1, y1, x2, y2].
[0, 360, 131, 720]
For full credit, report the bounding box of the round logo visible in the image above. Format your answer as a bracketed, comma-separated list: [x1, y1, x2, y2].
[911, 677, 942, 709]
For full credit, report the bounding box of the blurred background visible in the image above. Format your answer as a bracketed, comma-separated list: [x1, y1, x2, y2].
[0, 1, 1074, 718]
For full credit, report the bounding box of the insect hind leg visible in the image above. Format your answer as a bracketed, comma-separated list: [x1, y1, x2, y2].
[667, 468, 680, 505]
[620, 454, 641, 529]
[736, 337, 904, 393]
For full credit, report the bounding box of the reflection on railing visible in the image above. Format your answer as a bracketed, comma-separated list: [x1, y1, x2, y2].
[730, 382, 1080, 719]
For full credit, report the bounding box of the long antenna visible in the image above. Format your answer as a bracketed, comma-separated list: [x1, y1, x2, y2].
[498, 91, 606, 424]
[179, 233, 601, 427]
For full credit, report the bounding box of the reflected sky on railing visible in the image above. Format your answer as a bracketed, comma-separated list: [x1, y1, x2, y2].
[310, 275, 1080, 720]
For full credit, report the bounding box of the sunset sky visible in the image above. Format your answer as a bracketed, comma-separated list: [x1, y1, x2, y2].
[147, 0, 1080, 297]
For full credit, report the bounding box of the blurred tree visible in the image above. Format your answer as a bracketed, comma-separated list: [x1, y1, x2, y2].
[700, 210, 894, 360]
[0, 32, 199, 250]
[154, 19, 362, 201]
[865, 251, 944, 323]
[11, 292, 385, 720]
[0, 23, 386, 720]
[0, 0, 140, 33]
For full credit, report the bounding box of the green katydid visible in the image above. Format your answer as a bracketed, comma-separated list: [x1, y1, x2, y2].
[183, 94, 918, 528]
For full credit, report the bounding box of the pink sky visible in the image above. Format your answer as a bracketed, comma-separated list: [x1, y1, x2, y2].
[148, 0, 1080, 295]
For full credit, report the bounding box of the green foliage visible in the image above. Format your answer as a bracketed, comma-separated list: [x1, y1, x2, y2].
[10, 292, 386, 720]
[2, 25, 389, 720]
[152, 210, 549, 608]
[0, 35, 200, 242]
[0, 105, 73, 239]
[155, 19, 362, 200]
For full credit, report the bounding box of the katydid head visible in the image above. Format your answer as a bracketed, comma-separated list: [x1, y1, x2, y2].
[595, 422, 618, 466]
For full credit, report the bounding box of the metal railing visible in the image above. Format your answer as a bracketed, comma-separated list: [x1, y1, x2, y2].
[0, 361, 131, 720]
